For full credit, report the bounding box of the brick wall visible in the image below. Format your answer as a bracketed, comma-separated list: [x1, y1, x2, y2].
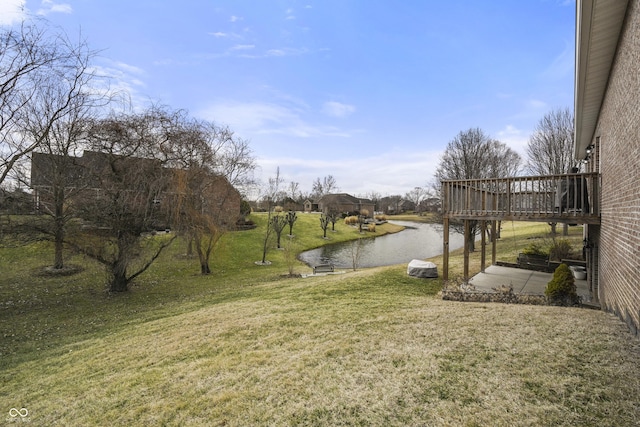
[592, 0, 640, 335]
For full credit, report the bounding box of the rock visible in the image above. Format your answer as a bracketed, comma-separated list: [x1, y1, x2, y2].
[407, 259, 438, 278]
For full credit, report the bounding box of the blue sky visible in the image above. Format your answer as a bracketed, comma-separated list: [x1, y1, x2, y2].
[2, 0, 576, 197]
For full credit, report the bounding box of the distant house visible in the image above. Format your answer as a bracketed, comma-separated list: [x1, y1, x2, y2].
[303, 199, 318, 212]
[420, 197, 441, 213]
[312, 193, 375, 216]
[379, 195, 415, 215]
[31, 150, 241, 229]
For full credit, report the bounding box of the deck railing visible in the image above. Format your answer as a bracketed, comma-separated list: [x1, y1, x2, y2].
[441, 173, 600, 224]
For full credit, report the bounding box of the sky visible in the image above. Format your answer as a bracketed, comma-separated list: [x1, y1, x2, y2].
[1, 0, 576, 198]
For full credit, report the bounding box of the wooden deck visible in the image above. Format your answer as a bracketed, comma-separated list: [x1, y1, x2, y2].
[441, 173, 600, 224]
[440, 173, 601, 282]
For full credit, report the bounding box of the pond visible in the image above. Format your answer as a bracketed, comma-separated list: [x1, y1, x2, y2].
[298, 220, 465, 269]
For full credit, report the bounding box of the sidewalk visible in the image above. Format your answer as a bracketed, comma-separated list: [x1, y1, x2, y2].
[468, 265, 593, 302]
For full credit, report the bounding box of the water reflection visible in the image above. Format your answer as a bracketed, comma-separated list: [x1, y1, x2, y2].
[298, 220, 464, 268]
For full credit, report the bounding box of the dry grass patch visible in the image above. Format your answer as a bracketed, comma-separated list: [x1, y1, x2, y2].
[2, 268, 639, 426]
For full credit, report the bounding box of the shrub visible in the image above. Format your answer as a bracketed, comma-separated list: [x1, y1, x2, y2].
[344, 215, 359, 225]
[549, 238, 574, 261]
[545, 263, 579, 306]
[374, 214, 388, 221]
[367, 223, 376, 232]
[522, 242, 548, 256]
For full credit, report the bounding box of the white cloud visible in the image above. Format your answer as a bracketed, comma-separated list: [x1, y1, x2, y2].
[201, 102, 297, 130]
[257, 149, 442, 196]
[89, 60, 148, 110]
[527, 99, 548, 110]
[37, 0, 72, 16]
[198, 100, 356, 140]
[229, 15, 242, 22]
[268, 47, 308, 57]
[0, 0, 26, 25]
[322, 101, 356, 118]
[231, 44, 255, 51]
[541, 41, 574, 81]
[265, 49, 286, 57]
[497, 125, 529, 157]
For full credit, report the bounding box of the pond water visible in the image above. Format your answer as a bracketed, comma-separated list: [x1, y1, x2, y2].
[298, 220, 464, 268]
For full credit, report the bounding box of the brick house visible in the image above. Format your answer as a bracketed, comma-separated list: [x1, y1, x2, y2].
[305, 193, 375, 216]
[575, 0, 640, 335]
[31, 150, 241, 230]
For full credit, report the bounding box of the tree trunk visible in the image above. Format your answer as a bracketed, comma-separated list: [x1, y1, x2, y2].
[549, 222, 557, 235]
[466, 231, 476, 253]
[194, 234, 211, 274]
[186, 236, 194, 257]
[200, 262, 211, 275]
[465, 220, 477, 252]
[53, 187, 65, 269]
[109, 260, 129, 292]
[109, 235, 133, 292]
[54, 231, 64, 269]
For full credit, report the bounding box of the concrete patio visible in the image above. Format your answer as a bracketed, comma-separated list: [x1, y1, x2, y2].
[468, 265, 594, 304]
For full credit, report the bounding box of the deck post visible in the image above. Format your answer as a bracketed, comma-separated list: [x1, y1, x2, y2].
[491, 220, 497, 265]
[443, 217, 449, 281]
[463, 219, 470, 280]
[480, 220, 486, 272]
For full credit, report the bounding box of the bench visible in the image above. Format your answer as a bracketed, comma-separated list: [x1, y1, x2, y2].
[517, 253, 550, 271]
[313, 264, 335, 274]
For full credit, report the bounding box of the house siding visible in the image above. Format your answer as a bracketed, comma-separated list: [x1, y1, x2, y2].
[592, 0, 640, 335]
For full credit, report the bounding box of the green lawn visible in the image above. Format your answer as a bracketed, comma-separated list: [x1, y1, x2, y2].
[1, 215, 639, 426]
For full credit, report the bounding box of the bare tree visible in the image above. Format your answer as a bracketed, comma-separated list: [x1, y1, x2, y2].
[311, 177, 323, 199]
[67, 109, 179, 291]
[327, 208, 340, 231]
[323, 175, 339, 194]
[258, 167, 282, 265]
[366, 191, 381, 212]
[207, 126, 257, 197]
[1, 22, 96, 187]
[404, 186, 428, 214]
[285, 210, 297, 236]
[287, 181, 300, 202]
[526, 108, 575, 235]
[434, 127, 522, 252]
[270, 214, 288, 249]
[526, 108, 574, 176]
[311, 174, 339, 198]
[24, 41, 106, 270]
[320, 213, 330, 239]
[165, 117, 249, 274]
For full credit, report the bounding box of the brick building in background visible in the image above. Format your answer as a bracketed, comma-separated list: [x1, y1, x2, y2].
[31, 150, 242, 231]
